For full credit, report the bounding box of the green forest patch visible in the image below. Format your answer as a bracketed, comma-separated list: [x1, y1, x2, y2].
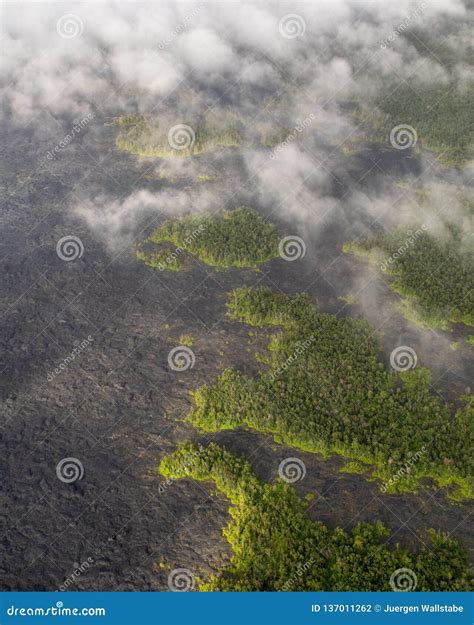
[160, 442, 473, 591]
[375, 82, 473, 167]
[136, 208, 281, 271]
[184, 287, 473, 500]
[340, 460, 371, 475]
[333, 83, 472, 166]
[343, 227, 474, 329]
[369, 23, 473, 168]
[114, 114, 290, 158]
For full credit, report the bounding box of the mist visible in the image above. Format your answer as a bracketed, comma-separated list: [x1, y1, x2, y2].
[2, 0, 472, 301]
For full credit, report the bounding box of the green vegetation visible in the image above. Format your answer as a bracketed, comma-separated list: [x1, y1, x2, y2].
[402, 28, 473, 73]
[354, 27, 473, 167]
[136, 208, 281, 271]
[257, 123, 291, 147]
[179, 334, 194, 347]
[340, 141, 365, 156]
[375, 82, 473, 167]
[196, 174, 216, 183]
[185, 287, 473, 499]
[143, 170, 178, 183]
[114, 114, 290, 158]
[337, 295, 354, 305]
[136, 247, 184, 272]
[343, 227, 474, 329]
[160, 442, 473, 591]
[156, 170, 175, 182]
[115, 116, 239, 158]
[113, 115, 145, 126]
[340, 461, 370, 475]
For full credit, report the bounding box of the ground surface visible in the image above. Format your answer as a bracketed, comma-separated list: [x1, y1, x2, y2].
[1, 112, 472, 590]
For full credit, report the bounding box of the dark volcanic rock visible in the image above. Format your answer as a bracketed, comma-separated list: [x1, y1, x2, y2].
[1, 113, 472, 590]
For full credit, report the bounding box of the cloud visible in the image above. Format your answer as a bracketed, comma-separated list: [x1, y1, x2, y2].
[176, 28, 236, 79]
[1, 0, 469, 122]
[3, 0, 471, 303]
[73, 184, 233, 253]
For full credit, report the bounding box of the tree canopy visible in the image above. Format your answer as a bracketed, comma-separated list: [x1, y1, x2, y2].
[160, 442, 473, 591]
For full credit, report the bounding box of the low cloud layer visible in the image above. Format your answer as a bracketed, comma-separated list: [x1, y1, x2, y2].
[2, 0, 472, 285]
[1, 0, 470, 122]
